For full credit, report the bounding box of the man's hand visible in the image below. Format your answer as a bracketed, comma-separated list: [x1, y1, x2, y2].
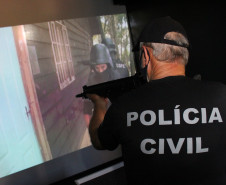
[87, 94, 108, 150]
[86, 94, 109, 113]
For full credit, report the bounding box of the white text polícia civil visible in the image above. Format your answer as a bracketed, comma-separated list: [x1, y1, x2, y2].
[126, 106, 223, 154]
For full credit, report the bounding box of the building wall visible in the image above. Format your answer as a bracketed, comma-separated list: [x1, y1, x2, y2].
[24, 18, 93, 158]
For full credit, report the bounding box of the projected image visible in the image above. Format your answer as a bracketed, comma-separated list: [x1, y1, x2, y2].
[0, 13, 134, 178]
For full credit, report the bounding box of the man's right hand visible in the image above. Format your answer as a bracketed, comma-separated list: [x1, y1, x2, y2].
[86, 94, 109, 113]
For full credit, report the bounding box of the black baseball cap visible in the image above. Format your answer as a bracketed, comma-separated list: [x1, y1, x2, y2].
[133, 16, 189, 51]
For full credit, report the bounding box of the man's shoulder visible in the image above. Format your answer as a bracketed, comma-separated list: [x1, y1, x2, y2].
[192, 78, 226, 91]
[181, 78, 226, 102]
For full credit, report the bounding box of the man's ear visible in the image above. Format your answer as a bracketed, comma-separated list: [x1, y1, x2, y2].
[145, 47, 153, 82]
[142, 46, 150, 65]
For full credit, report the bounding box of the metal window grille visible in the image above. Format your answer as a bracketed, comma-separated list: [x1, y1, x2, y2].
[48, 21, 75, 89]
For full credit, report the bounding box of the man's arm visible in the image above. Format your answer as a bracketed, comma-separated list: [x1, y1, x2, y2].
[87, 94, 108, 150]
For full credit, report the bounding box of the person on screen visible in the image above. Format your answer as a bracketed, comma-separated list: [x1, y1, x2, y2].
[102, 37, 129, 78]
[83, 43, 120, 127]
[87, 16, 226, 185]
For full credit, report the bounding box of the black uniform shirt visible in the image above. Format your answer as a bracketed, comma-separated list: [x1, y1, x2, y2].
[98, 76, 226, 185]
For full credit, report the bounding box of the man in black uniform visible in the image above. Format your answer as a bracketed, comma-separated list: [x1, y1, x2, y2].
[83, 43, 120, 126]
[102, 37, 129, 78]
[87, 16, 226, 185]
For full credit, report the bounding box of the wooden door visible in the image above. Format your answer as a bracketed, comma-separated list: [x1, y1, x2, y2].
[0, 27, 44, 178]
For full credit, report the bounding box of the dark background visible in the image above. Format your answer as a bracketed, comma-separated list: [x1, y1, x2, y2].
[114, 0, 226, 83]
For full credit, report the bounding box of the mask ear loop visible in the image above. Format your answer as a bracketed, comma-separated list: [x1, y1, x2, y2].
[139, 47, 144, 66]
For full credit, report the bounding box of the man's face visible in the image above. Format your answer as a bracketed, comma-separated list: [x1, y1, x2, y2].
[95, 64, 107, 73]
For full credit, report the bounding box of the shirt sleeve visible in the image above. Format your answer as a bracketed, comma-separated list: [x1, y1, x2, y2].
[98, 103, 120, 150]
